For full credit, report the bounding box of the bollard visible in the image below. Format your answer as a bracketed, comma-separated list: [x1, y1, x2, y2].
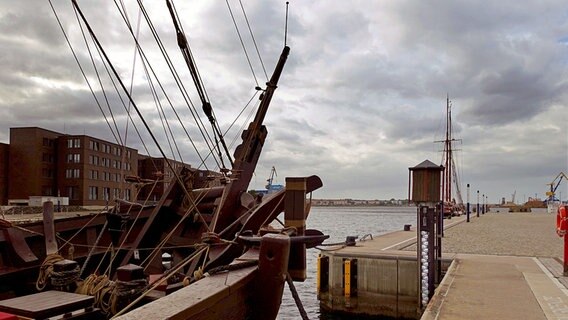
[52, 259, 79, 292]
[565, 235, 568, 277]
[284, 177, 307, 281]
[476, 190, 480, 218]
[466, 184, 470, 223]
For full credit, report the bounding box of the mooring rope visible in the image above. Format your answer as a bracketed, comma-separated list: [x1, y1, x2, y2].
[36, 253, 65, 291]
[80, 220, 108, 278]
[286, 272, 309, 320]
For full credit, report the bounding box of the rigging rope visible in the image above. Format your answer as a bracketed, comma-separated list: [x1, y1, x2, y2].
[112, 246, 208, 318]
[72, 6, 124, 147]
[238, 0, 268, 80]
[73, 2, 214, 239]
[134, 0, 222, 170]
[47, 0, 121, 146]
[79, 220, 108, 278]
[166, 0, 234, 168]
[225, 0, 259, 87]
[286, 272, 310, 320]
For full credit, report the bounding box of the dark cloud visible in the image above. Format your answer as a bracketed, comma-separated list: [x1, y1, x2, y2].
[0, 1, 566, 200]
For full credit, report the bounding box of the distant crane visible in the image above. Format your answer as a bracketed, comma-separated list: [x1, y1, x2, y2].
[266, 166, 277, 189]
[547, 172, 567, 202]
[546, 172, 567, 213]
[264, 166, 283, 194]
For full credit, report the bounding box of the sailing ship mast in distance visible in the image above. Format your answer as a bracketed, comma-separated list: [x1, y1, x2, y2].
[435, 95, 464, 216]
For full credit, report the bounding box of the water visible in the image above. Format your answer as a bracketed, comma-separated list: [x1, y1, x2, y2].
[277, 206, 417, 320]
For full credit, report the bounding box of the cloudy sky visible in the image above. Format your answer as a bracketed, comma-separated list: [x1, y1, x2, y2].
[1, 1, 567, 203]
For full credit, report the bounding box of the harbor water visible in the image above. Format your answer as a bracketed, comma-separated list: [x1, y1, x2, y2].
[277, 206, 417, 320]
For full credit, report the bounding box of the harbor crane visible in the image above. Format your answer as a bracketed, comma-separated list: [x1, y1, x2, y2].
[266, 166, 277, 189]
[547, 172, 568, 202]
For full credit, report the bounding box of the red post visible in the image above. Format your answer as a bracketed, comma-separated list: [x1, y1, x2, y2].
[557, 205, 568, 276]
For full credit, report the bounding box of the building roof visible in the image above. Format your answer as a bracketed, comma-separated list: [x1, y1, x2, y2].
[409, 159, 444, 170]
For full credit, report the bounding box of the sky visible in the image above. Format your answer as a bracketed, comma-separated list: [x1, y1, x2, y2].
[0, 1, 567, 203]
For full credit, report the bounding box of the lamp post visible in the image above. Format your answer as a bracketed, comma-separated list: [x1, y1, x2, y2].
[482, 194, 485, 214]
[466, 184, 470, 222]
[477, 190, 480, 218]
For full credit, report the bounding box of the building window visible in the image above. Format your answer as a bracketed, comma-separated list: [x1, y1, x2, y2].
[89, 140, 100, 151]
[67, 153, 80, 163]
[43, 153, 54, 163]
[88, 186, 98, 200]
[42, 168, 54, 178]
[102, 187, 110, 201]
[113, 188, 120, 199]
[126, 150, 131, 159]
[67, 138, 80, 148]
[90, 170, 98, 180]
[65, 169, 80, 178]
[67, 138, 81, 148]
[67, 186, 79, 200]
[125, 189, 131, 201]
[42, 186, 53, 196]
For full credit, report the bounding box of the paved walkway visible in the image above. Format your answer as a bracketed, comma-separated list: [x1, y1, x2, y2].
[362, 209, 567, 319]
[419, 210, 568, 320]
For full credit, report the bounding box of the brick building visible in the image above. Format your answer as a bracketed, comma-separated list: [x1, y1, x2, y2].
[0, 143, 8, 205]
[137, 156, 195, 202]
[6, 127, 138, 206]
[56, 135, 138, 206]
[8, 127, 61, 202]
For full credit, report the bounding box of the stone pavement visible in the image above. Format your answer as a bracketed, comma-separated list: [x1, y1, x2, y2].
[419, 210, 568, 320]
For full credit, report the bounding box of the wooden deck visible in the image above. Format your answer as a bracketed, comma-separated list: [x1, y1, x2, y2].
[0, 290, 94, 319]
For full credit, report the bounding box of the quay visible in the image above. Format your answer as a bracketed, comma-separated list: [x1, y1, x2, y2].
[318, 209, 566, 319]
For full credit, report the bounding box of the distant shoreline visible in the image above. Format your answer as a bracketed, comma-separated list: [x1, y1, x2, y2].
[311, 199, 409, 207]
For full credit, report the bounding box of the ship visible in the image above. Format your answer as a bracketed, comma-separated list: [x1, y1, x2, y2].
[437, 96, 465, 217]
[0, 1, 327, 319]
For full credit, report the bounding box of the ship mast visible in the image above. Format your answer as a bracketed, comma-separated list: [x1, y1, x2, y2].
[436, 95, 462, 207]
[444, 96, 452, 205]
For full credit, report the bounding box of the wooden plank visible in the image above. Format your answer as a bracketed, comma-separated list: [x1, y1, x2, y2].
[42, 201, 58, 255]
[3, 228, 37, 263]
[0, 291, 93, 319]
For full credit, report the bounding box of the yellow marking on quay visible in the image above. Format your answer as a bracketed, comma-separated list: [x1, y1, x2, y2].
[344, 259, 351, 298]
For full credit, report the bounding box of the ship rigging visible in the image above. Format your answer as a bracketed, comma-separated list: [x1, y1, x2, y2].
[435, 95, 464, 216]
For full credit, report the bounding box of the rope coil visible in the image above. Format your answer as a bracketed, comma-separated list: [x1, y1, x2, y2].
[51, 265, 80, 287]
[115, 279, 147, 297]
[36, 254, 65, 291]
